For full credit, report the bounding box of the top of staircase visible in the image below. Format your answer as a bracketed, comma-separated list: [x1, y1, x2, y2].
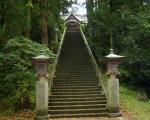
[65, 13, 81, 32]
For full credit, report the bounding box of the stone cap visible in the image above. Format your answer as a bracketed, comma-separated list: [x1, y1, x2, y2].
[31, 50, 55, 63]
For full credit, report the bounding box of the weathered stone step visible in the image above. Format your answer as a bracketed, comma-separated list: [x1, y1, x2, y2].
[51, 88, 102, 92]
[58, 62, 92, 64]
[48, 31, 107, 118]
[49, 112, 107, 119]
[55, 71, 95, 75]
[49, 94, 105, 99]
[52, 91, 101, 95]
[49, 97, 106, 102]
[52, 86, 102, 89]
[54, 75, 97, 78]
[53, 78, 98, 82]
[49, 104, 106, 110]
[56, 69, 94, 71]
[56, 68, 94, 71]
[57, 65, 93, 67]
[49, 100, 106, 106]
[54, 75, 98, 78]
[53, 83, 99, 86]
[55, 70, 96, 75]
[54, 76, 97, 79]
[53, 78, 98, 81]
[54, 76, 98, 79]
[49, 108, 107, 114]
[57, 65, 93, 68]
[53, 78, 98, 80]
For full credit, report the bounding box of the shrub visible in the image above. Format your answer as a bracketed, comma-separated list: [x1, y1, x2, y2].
[0, 36, 55, 111]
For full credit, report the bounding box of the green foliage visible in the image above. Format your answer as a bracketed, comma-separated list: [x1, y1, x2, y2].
[86, 1, 150, 84]
[0, 0, 72, 46]
[0, 36, 55, 111]
[50, 41, 60, 53]
[118, 10, 150, 83]
[0, 0, 28, 41]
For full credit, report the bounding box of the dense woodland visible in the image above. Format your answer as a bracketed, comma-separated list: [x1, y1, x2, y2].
[86, 0, 150, 85]
[0, 0, 74, 112]
[0, 0, 150, 113]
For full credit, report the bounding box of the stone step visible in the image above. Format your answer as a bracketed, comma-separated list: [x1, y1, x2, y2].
[49, 108, 107, 114]
[48, 31, 107, 118]
[49, 104, 106, 110]
[52, 86, 102, 89]
[52, 91, 101, 95]
[51, 88, 102, 92]
[49, 100, 106, 106]
[54, 71, 96, 74]
[55, 75, 97, 78]
[49, 97, 106, 102]
[53, 83, 99, 87]
[56, 68, 95, 71]
[53, 77, 98, 83]
[49, 94, 105, 99]
[55, 71, 95, 74]
[49, 112, 107, 119]
[53, 80, 98, 83]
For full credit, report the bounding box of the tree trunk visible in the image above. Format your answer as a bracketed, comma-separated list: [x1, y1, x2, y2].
[25, 0, 32, 38]
[41, 23, 48, 46]
[41, 0, 48, 46]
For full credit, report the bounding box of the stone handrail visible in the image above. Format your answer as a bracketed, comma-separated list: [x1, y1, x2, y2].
[49, 28, 66, 94]
[80, 27, 107, 98]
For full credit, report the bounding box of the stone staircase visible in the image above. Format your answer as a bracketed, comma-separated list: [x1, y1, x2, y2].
[49, 32, 107, 119]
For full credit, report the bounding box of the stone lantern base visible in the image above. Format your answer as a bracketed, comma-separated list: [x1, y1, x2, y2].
[107, 78, 122, 117]
[34, 79, 49, 120]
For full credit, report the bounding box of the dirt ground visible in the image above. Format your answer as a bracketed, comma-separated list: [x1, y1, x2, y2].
[7, 108, 133, 120]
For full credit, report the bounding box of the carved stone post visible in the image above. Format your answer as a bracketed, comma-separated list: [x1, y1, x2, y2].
[103, 49, 125, 117]
[31, 50, 54, 120]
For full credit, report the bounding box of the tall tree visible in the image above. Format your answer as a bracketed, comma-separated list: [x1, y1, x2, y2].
[25, 0, 33, 38]
[40, 0, 48, 46]
[85, 0, 150, 84]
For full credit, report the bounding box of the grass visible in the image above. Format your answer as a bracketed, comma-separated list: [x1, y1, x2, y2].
[120, 84, 150, 120]
[0, 109, 34, 120]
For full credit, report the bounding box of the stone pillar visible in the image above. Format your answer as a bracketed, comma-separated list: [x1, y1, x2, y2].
[55, 31, 58, 42]
[34, 76, 49, 120]
[107, 78, 122, 117]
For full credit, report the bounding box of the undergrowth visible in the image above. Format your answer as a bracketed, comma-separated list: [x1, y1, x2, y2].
[120, 84, 150, 120]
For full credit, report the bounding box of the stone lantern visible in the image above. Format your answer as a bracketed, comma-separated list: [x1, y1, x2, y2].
[89, 26, 93, 37]
[104, 49, 125, 79]
[103, 49, 125, 117]
[31, 50, 54, 120]
[55, 27, 59, 42]
[32, 50, 54, 77]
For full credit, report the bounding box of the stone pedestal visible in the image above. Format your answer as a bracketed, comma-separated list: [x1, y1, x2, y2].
[55, 32, 58, 42]
[34, 77, 49, 120]
[107, 78, 122, 117]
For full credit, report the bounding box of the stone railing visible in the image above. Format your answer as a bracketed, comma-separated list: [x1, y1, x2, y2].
[49, 28, 66, 95]
[80, 27, 107, 98]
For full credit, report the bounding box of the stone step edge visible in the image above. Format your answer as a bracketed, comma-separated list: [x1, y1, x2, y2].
[49, 108, 107, 114]
[49, 104, 106, 107]
[49, 112, 107, 118]
[48, 100, 106, 105]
